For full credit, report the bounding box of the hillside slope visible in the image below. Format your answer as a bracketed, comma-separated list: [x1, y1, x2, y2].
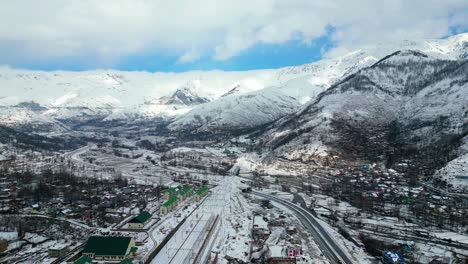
[262, 50, 468, 177]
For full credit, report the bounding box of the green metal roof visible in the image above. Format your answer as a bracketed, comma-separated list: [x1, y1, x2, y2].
[119, 259, 133, 264]
[163, 195, 178, 207]
[74, 255, 92, 264]
[196, 186, 209, 195]
[128, 211, 152, 224]
[165, 187, 178, 195]
[179, 186, 193, 196]
[82, 236, 132, 256]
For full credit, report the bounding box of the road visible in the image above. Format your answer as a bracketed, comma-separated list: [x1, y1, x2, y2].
[422, 182, 468, 199]
[252, 191, 354, 264]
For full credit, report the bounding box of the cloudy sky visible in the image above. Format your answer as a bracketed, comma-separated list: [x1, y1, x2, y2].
[1, 0, 467, 71]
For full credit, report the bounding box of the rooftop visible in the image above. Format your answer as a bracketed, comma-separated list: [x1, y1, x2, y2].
[196, 186, 209, 195]
[74, 255, 92, 264]
[119, 258, 133, 264]
[165, 187, 178, 195]
[82, 236, 132, 257]
[163, 195, 178, 207]
[179, 186, 193, 196]
[128, 211, 151, 224]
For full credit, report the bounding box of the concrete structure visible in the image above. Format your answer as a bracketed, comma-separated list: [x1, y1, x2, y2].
[178, 186, 193, 201]
[195, 186, 209, 202]
[48, 245, 69, 258]
[163, 187, 179, 200]
[82, 236, 136, 263]
[268, 245, 297, 264]
[160, 195, 178, 215]
[127, 211, 152, 229]
[252, 215, 270, 240]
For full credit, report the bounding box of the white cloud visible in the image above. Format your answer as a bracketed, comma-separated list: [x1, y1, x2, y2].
[177, 48, 203, 64]
[0, 0, 467, 67]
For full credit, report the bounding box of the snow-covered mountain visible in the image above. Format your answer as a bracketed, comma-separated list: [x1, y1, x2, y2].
[0, 69, 275, 126]
[104, 82, 211, 121]
[0, 33, 467, 131]
[169, 88, 301, 132]
[158, 81, 210, 106]
[168, 33, 468, 132]
[261, 50, 467, 176]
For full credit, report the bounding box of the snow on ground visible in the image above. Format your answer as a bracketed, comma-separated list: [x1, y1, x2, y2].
[65, 144, 172, 185]
[432, 232, 468, 245]
[303, 193, 359, 217]
[23, 233, 48, 244]
[0, 231, 18, 241]
[434, 148, 468, 191]
[234, 155, 260, 173]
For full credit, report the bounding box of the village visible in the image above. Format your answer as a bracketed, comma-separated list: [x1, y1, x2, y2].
[240, 156, 468, 264]
[0, 131, 467, 264]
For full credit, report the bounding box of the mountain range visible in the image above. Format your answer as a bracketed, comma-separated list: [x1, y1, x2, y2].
[0, 33, 466, 133]
[0, 33, 467, 187]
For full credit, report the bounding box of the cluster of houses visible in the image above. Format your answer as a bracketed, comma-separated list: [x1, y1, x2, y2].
[0, 170, 162, 228]
[251, 212, 302, 264]
[160, 185, 209, 215]
[43, 209, 151, 263]
[322, 164, 468, 229]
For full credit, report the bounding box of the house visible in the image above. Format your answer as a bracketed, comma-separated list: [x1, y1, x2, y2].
[160, 195, 178, 215]
[82, 236, 136, 263]
[195, 186, 209, 202]
[163, 187, 179, 200]
[127, 211, 152, 229]
[267, 245, 297, 264]
[252, 215, 270, 240]
[179, 186, 193, 201]
[74, 255, 93, 264]
[48, 244, 69, 258]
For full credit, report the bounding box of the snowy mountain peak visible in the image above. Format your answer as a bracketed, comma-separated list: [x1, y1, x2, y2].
[159, 83, 210, 106]
[15, 101, 47, 112]
[221, 79, 265, 97]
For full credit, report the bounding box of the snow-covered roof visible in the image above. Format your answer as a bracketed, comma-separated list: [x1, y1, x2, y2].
[269, 245, 284, 258]
[253, 215, 268, 229]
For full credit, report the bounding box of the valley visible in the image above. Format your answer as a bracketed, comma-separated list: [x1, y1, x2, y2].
[0, 33, 467, 264]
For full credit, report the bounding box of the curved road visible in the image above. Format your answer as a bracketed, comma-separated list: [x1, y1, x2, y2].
[252, 191, 354, 264]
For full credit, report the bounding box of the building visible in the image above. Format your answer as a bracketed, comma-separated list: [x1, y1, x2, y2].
[163, 187, 179, 200]
[74, 255, 93, 264]
[82, 236, 136, 263]
[48, 245, 69, 258]
[195, 186, 209, 202]
[127, 211, 152, 229]
[252, 215, 270, 240]
[179, 186, 193, 201]
[267, 245, 297, 264]
[160, 195, 178, 215]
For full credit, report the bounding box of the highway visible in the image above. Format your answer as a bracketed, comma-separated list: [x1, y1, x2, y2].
[252, 191, 354, 264]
